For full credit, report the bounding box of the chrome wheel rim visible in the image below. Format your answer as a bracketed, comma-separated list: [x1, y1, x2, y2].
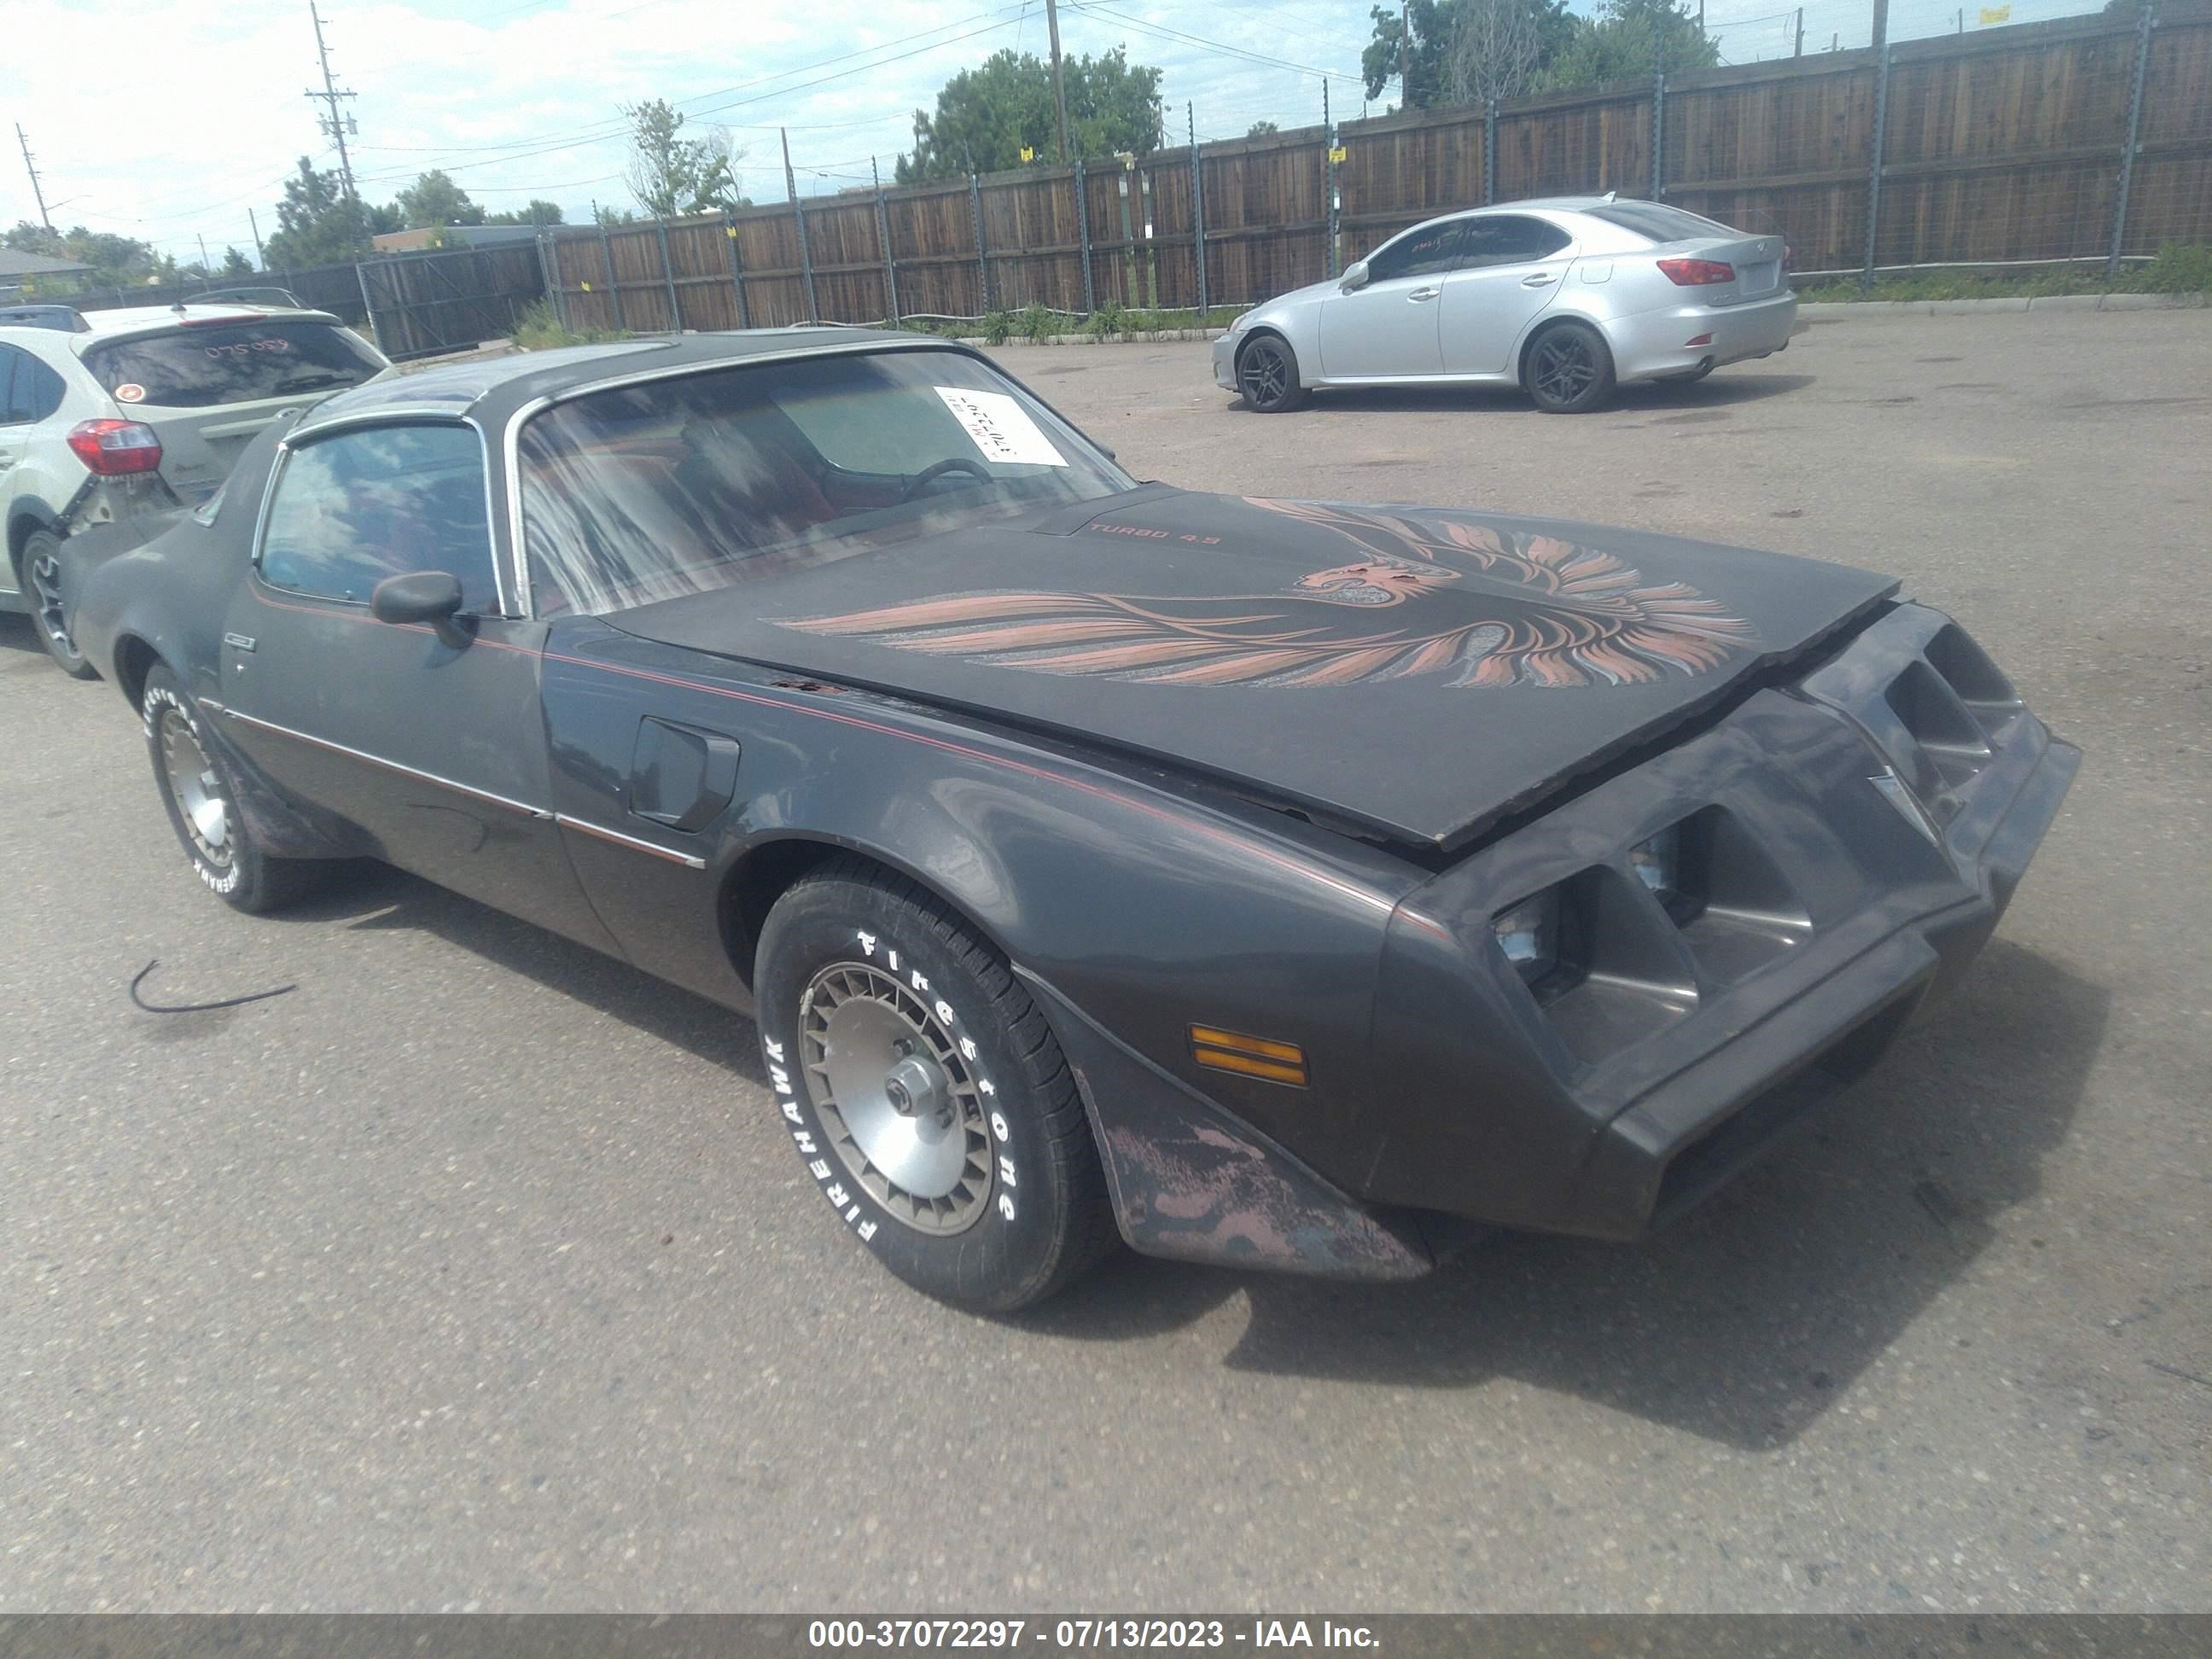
[800, 961, 993, 1235]
[1533, 332, 1599, 403]
[1239, 341, 1289, 409]
[158, 707, 231, 869]
[26, 544, 80, 661]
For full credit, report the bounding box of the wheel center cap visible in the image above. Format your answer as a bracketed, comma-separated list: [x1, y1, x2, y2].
[883, 1053, 952, 1131]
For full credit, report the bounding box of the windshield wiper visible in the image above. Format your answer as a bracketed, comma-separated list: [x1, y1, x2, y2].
[272, 372, 354, 393]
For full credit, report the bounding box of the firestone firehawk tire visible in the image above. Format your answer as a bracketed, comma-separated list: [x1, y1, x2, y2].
[143, 664, 330, 914]
[754, 856, 1117, 1312]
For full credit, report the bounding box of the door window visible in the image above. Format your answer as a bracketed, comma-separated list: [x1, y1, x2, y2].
[1460, 216, 1574, 268]
[1363, 220, 1469, 282]
[258, 422, 501, 611]
[0, 346, 64, 426]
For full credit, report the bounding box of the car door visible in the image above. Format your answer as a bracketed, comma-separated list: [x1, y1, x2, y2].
[217, 416, 615, 950]
[1437, 214, 1577, 376]
[0, 346, 27, 595]
[1317, 218, 1470, 380]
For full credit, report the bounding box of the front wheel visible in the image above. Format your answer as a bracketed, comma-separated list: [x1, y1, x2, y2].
[19, 530, 96, 679]
[754, 857, 1116, 1311]
[143, 665, 330, 913]
[1236, 335, 1309, 413]
[1523, 322, 1617, 414]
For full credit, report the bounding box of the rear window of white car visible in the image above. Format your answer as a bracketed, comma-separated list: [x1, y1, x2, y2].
[1585, 203, 1736, 244]
[80, 320, 383, 410]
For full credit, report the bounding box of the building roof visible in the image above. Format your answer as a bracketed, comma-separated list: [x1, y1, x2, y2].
[0, 247, 95, 278]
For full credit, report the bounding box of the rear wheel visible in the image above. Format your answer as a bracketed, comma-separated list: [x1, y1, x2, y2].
[143, 664, 329, 913]
[1237, 335, 1309, 413]
[754, 857, 1116, 1311]
[19, 530, 95, 679]
[1524, 321, 1617, 414]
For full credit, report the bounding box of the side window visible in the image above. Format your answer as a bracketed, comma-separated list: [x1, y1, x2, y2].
[258, 423, 501, 612]
[1364, 220, 1467, 283]
[1461, 216, 1574, 268]
[13, 352, 66, 423]
[0, 346, 23, 426]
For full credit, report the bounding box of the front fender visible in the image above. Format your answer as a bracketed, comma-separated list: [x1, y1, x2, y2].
[538, 620, 1431, 1188]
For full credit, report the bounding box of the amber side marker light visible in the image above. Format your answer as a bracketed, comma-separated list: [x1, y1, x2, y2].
[1189, 1025, 1309, 1087]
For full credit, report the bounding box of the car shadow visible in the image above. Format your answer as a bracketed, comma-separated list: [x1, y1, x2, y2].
[0, 612, 53, 670]
[265, 864, 2100, 1449]
[1275, 372, 1816, 417]
[1022, 939, 2103, 1449]
[274, 859, 771, 1087]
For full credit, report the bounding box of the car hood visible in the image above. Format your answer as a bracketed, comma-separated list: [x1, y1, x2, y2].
[605, 487, 1898, 849]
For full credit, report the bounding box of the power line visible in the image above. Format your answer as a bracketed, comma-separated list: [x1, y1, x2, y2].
[1065, 2, 1359, 81]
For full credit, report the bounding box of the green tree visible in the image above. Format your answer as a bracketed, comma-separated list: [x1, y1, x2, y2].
[486, 199, 565, 227]
[1246, 119, 1280, 137]
[1363, 0, 1575, 109]
[219, 247, 253, 276]
[623, 99, 745, 218]
[6, 221, 166, 287]
[895, 47, 1162, 183]
[261, 156, 380, 268]
[395, 169, 486, 230]
[1538, 0, 1719, 90]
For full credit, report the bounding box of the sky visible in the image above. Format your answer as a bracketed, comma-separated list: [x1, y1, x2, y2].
[3, 0, 2102, 268]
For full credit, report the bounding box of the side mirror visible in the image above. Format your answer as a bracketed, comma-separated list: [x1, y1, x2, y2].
[1340, 260, 1371, 293]
[371, 570, 470, 645]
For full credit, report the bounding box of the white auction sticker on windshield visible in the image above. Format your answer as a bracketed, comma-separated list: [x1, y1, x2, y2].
[934, 387, 1068, 468]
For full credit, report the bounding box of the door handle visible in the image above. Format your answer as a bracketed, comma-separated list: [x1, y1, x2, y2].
[1521, 272, 1558, 287]
[1407, 287, 1441, 302]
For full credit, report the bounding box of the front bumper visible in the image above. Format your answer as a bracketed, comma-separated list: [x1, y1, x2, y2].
[1366, 601, 2077, 1243]
[1211, 329, 1241, 391]
[1608, 287, 1798, 381]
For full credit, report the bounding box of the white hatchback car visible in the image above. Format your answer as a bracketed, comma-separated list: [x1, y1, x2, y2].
[0, 303, 389, 676]
[1212, 195, 1796, 416]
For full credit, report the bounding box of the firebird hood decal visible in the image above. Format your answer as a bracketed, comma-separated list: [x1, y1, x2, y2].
[779, 499, 1758, 690]
[608, 490, 1898, 847]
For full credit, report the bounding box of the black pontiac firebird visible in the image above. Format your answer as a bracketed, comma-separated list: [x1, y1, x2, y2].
[68, 329, 2078, 1310]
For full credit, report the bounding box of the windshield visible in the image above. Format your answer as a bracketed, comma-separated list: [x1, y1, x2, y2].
[517, 346, 1133, 617]
[81, 320, 385, 410]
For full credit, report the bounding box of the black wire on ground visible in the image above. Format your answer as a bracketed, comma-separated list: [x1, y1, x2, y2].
[129, 959, 297, 1015]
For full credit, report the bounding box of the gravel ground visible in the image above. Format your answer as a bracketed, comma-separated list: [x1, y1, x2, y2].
[0, 307, 2205, 1613]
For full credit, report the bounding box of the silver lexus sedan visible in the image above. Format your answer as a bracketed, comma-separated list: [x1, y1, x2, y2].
[1211, 195, 1795, 415]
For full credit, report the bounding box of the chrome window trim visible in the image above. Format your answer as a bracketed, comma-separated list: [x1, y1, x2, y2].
[251, 412, 518, 618]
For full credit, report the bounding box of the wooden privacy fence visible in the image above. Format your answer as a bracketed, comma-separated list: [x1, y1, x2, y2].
[545, 2, 2211, 334]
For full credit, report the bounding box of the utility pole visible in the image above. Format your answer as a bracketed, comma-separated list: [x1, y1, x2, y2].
[305, 1, 360, 205]
[16, 125, 52, 232]
[197, 234, 211, 276]
[1794, 7, 1804, 55]
[248, 208, 266, 268]
[1044, 0, 1071, 166]
[1871, 0, 1890, 55]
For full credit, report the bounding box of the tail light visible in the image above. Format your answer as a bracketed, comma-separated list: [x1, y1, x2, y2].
[67, 418, 163, 476]
[1657, 258, 1736, 286]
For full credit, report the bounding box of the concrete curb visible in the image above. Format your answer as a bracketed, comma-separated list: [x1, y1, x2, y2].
[1798, 292, 2206, 319]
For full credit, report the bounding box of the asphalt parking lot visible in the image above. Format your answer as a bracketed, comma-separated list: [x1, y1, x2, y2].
[2, 307, 2206, 1613]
